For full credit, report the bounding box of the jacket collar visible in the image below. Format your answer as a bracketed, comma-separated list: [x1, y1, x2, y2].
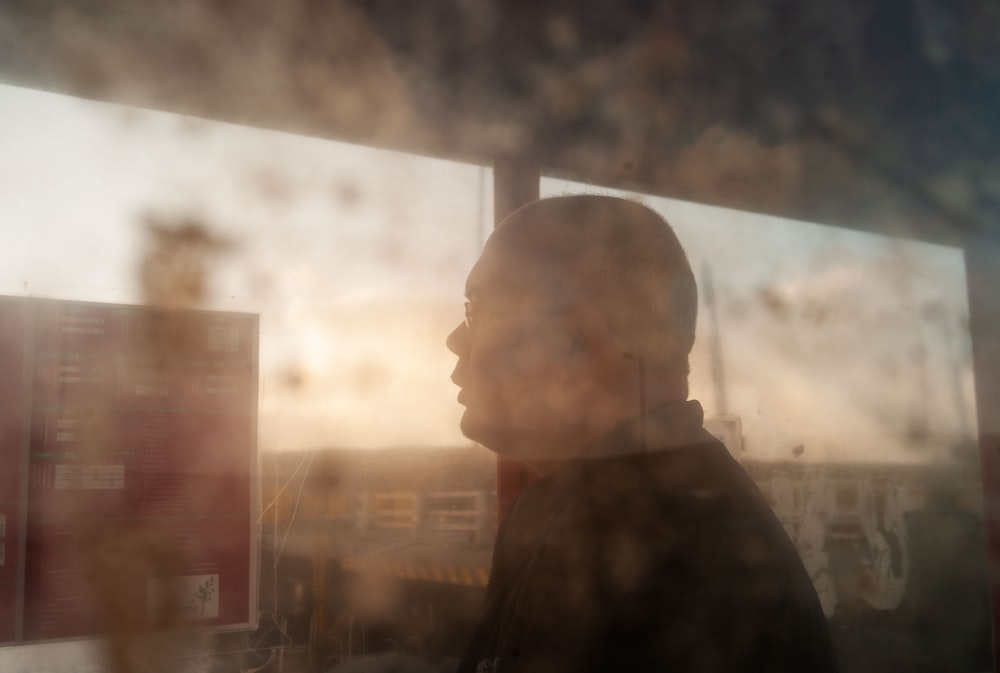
[579, 399, 716, 458]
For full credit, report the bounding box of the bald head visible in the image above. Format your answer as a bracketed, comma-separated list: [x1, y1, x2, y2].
[489, 195, 698, 374]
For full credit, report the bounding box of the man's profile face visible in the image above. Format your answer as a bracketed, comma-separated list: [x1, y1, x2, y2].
[446, 231, 584, 458]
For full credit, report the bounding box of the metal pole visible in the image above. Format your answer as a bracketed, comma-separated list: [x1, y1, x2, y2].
[493, 154, 540, 225]
[310, 535, 327, 671]
[702, 262, 728, 415]
[965, 235, 1000, 672]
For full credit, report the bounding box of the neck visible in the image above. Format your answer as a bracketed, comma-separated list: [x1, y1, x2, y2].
[525, 459, 561, 477]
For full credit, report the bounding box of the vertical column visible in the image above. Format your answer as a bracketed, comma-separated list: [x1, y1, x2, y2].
[0, 297, 30, 644]
[965, 236, 1000, 672]
[493, 154, 540, 225]
[310, 534, 327, 671]
[492, 153, 540, 525]
[354, 493, 371, 535]
[411, 492, 426, 538]
[474, 491, 490, 544]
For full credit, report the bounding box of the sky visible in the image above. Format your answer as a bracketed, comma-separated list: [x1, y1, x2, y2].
[0, 83, 977, 464]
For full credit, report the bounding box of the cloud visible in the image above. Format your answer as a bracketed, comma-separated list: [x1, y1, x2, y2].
[259, 294, 467, 451]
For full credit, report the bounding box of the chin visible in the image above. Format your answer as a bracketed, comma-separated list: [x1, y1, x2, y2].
[460, 411, 512, 453]
[460, 412, 545, 461]
[459, 411, 494, 447]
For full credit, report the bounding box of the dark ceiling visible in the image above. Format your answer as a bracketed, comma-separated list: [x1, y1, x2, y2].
[2, 0, 998, 245]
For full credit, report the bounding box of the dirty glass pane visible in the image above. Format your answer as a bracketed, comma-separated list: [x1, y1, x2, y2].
[541, 176, 988, 672]
[0, 84, 493, 672]
[2, 2, 997, 672]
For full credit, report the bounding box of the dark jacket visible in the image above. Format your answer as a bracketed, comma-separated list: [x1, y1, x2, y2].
[458, 401, 838, 673]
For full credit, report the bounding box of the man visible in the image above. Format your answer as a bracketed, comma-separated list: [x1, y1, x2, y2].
[446, 195, 837, 673]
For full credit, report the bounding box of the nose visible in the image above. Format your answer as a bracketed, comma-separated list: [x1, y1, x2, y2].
[446, 321, 469, 356]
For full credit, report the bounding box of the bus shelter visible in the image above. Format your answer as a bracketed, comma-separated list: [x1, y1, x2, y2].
[1, 1, 998, 672]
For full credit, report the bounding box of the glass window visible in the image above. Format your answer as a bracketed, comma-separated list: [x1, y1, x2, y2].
[541, 176, 987, 667]
[0, 83, 494, 671]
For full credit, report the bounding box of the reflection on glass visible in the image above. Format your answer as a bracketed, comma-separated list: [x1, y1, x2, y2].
[540, 177, 989, 673]
[543, 177, 976, 464]
[0, 83, 494, 671]
[0, 78, 990, 673]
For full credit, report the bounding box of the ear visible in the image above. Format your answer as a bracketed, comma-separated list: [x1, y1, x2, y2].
[569, 304, 615, 361]
[564, 305, 631, 401]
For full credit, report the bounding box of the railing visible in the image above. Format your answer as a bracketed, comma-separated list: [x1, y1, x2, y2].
[355, 490, 495, 543]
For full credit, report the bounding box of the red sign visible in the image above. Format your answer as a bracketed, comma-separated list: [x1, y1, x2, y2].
[0, 297, 258, 644]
